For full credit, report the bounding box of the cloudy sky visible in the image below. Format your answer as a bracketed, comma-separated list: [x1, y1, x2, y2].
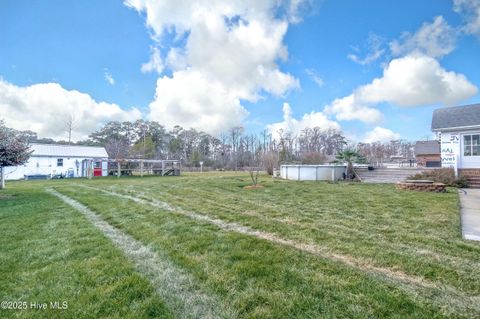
[1, 0, 479, 142]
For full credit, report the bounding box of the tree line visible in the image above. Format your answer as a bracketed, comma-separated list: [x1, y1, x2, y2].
[2, 119, 416, 173]
[75, 120, 351, 172]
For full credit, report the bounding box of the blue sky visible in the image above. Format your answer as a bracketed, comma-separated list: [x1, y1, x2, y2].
[1, 0, 479, 142]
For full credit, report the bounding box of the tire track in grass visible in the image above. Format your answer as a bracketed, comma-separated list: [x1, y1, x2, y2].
[167, 185, 446, 235]
[46, 188, 236, 319]
[77, 185, 480, 317]
[115, 185, 480, 279]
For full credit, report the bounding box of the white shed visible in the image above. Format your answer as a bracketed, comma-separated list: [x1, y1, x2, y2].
[3, 143, 109, 180]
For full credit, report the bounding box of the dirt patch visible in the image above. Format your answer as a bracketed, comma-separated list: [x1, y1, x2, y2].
[243, 185, 264, 190]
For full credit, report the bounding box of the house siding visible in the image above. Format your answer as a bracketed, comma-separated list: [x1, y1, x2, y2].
[3, 143, 110, 180]
[4, 156, 108, 180]
[440, 129, 480, 170]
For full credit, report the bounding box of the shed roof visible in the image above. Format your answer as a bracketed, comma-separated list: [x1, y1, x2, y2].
[31, 143, 108, 158]
[431, 103, 480, 131]
[414, 140, 440, 156]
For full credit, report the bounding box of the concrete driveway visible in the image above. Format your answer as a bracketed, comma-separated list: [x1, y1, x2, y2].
[459, 189, 480, 241]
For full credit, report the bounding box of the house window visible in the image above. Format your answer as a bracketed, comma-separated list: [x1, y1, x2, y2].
[464, 134, 480, 156]
[57, 158, 63, 167]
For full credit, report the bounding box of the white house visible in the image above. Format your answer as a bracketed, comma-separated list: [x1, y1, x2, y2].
[4, 143, 109, 180]
[431, 103, 480, 187]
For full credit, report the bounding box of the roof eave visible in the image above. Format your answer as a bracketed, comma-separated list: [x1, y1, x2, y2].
[432, 124, 480, 132]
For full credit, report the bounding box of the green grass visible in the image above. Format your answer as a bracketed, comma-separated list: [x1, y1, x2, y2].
[1, 173, 479, 318]
[0, 184, 173, 319]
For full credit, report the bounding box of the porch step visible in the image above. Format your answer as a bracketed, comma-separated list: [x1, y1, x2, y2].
[459, 174, 480, 188]
[467, 179, 480, 188]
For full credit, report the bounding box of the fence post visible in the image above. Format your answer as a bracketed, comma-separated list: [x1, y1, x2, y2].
[0, 167, 5, 189]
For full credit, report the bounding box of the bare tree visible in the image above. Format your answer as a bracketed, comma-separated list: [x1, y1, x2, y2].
[229, 126, 244, 170]
[65, 114, 77, 144]
[248, 167, 260, 186]
[105, 137, 130, 161]
[262, 152, 278, 175]
[260, 129, 268, 154]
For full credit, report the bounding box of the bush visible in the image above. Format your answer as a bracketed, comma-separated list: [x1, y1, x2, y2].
[262, 152, 278, 175]
[300, 152, 328, 164]
[407, 168, 468, 188]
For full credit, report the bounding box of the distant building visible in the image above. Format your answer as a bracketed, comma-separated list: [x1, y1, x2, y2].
[4, 143, 108, 180]
[414, 140, 440, 167]
[431, 103, 480, 186]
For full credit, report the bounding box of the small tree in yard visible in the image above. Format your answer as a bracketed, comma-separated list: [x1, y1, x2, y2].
[335, 149, 364, 180]
[0, 122, 31, 189]
[249, 167, 260, 186]
[248, 155, 262, 187]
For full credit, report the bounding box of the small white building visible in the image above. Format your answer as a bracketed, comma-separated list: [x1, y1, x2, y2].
[4, 143, 108, 180]
[431, 103, 480, 185]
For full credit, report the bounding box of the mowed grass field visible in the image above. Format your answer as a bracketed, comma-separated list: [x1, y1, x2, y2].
[1, 172, 479, 318]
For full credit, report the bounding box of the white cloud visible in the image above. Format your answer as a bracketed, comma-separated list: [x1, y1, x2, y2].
[454, 0, 480, 37]
[286, 0, 311, 24]
[348, 33, 385, 65]
[324, 94, 383, 124]
[124, 0, 306, 37]
[390, 16, 457, 58]
[266, 102, 341, 139]
[305, 69, 324, 87]
[355, 54, 478, 107]
[125, 0, 301, 134]
[165, 48, 187, 71]
[364, 127, 401, 143]
[0, 80, 141, 141]
[184, 14, 298, 100]
[323, 53, 477, 124]
[141, 47, 164, 74]
[104, 69, 115, 85]
[148, 70, 248, 135]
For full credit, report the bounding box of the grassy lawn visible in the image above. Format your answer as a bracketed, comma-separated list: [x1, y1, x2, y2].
[0, 184, 173, 319]
[1, 172, 479, 318]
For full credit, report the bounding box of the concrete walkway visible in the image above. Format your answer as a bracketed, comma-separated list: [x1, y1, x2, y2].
[458, 189, 480, 241]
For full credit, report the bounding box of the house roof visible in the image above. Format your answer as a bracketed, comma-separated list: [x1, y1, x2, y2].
[431, 103, 480, 131]
[31, 143, 108, 158]
[414, 140, 440, 156]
